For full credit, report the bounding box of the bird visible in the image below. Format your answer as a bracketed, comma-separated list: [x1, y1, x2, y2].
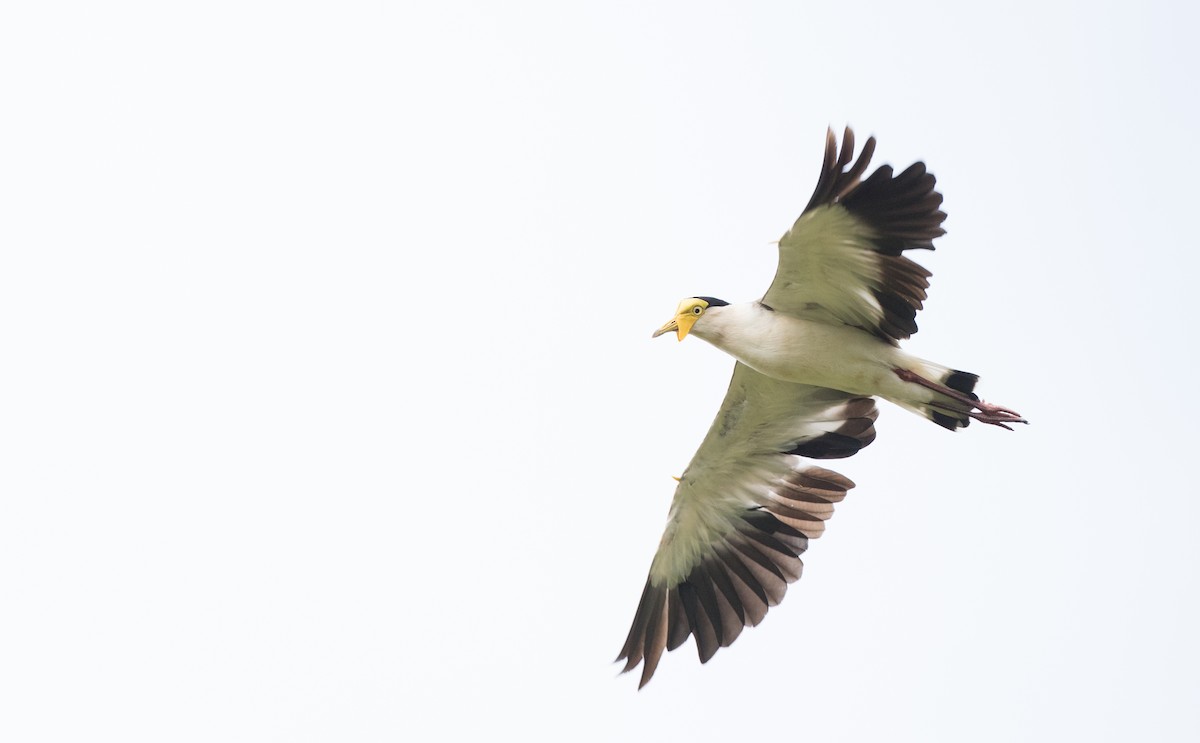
[616, 126, 1025, 688]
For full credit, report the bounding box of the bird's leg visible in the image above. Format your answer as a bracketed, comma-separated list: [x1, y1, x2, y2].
[893, 368, 1028, 430]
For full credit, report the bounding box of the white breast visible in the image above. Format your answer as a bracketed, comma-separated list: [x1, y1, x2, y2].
[691, 302, 902, 395]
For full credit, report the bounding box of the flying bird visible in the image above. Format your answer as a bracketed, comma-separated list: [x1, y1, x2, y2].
[617, 127, 1025, 688]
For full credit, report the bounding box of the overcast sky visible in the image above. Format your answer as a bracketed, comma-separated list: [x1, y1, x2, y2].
[3, 2, 1198, 741]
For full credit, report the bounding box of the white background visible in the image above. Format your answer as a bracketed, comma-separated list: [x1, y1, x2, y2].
[3, 2, 1197, 741]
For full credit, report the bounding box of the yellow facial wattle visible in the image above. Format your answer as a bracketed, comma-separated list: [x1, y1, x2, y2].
[652, 298, 709, 341]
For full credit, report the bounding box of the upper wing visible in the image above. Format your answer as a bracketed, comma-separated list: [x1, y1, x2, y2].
[617, 363, 878, 688]
[763, 127, 947, 344]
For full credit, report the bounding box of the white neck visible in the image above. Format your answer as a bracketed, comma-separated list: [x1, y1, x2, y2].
[690, 302, 770, 354]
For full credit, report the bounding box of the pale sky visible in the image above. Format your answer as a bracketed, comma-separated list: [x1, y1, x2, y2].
[3, 2, 1198, 741]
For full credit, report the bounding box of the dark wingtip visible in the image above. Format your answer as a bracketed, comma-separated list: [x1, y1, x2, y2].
[637, 666, 653, 690]
[838, 127, 855, 168]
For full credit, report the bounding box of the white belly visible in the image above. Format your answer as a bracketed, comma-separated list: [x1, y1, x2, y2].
[692, 307, 902, 396]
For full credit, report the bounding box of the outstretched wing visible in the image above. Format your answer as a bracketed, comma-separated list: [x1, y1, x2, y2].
[763, 127, 947, 344]
[617, 363, 878, 688]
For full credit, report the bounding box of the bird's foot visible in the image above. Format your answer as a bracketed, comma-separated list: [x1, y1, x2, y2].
[894, 368, 1027, 430]
[965, 402, 1027, 431]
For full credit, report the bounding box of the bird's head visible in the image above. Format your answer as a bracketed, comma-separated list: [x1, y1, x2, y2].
[652, 297, 729, 341]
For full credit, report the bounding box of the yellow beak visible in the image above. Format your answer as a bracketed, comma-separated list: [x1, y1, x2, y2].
[652, 313, 698, 341]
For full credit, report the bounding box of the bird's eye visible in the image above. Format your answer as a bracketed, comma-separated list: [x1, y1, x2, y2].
[692, 306, 703, 315]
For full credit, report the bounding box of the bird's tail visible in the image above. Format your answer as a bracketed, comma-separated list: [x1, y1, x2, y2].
[891, 360, 980, 430]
